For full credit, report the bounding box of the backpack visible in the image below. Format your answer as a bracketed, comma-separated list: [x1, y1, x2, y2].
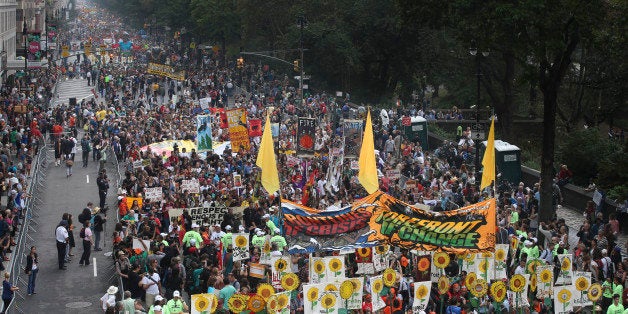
[79, 227, 86, 238]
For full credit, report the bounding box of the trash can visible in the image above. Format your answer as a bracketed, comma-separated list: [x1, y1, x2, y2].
[402, 116, 428, 151]
[483, 140, 521, 185]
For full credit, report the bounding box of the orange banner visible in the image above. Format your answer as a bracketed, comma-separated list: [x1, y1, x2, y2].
[226, 108, 250, 152]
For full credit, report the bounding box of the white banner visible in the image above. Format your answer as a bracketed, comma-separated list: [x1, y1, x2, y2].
[553, 286, 574, 314]
[181, 179, 200, 194]
[555, 254, 573, 286]
[144, 187, 163, 201]
[571, 271, 592, 307]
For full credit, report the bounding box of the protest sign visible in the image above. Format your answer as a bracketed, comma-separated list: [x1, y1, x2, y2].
[144, 187, 163, 201]
[181, 179, 200, 194]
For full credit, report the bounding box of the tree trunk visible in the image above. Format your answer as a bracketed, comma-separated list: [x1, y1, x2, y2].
[499, 51, 516, 141]
[539, 84, 558, 223]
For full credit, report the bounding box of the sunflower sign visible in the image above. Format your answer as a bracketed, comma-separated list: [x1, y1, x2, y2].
[303, 283, 324, 313]
[372, 245, 389, 272]
[430, 251, 449, 283]
[555, 254, 573, 286]
[474, 253, 495, 281]
[191, 293, 218, 314]
[414, 254, 431, 282]
[326, 256, 346, 280]
[507, 274, 530, 308]
[271, 256, 292, 289]
[231, 233, 249, 261]
[310, 256, 345, 284]
[370, 275, 385, 311]
[553, 286, 574, 314]
[536, 264, 554, 299]
[412, 281, 431, 313]
[460, 252, 477, 273]
[571, 271, 592, 307]
[340, 278, 363, 309]
[267, 291, 291, 314]
[310, 257, 327, 284]
[355, 248, 375, 275]
[494, 244, 508, 279]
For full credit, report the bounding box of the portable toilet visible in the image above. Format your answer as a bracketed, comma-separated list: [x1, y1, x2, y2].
[482, 140, 521, 185]
[402, 116, 428, 151]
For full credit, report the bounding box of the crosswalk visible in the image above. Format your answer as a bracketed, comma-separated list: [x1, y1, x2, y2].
[53, 78, 96, 107]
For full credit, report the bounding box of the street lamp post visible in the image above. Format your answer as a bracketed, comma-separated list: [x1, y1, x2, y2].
[297, 15, 305, 105]
[469, 42, 489, 189]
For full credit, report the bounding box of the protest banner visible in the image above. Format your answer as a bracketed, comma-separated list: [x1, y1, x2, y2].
[125, 197, 143, 209]
[343, 120, 363, 158]
[132, 238, 151, 251]
[144, 187, 163, 201]
[412, 281, 432, 313]
[188, 206, 229, 227]
[146, 62, 186, 81]
[297, 117, 316, 156]
[181, 179, 200, 194]
[196, 115, 213, 152]
[233, 173, 242, 188]
[283, 191, 496, 254]
[226, 108, 250, 152]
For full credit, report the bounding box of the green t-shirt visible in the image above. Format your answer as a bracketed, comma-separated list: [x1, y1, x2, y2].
[165, 298, 187, 314]
[510, 211, 519, 224]
[602, 281, 613, 298]
[607, 303, 624, 314]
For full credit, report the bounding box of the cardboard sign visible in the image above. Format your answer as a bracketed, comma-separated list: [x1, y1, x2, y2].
[181, 179, 200, 194]
[144, 187, 163, 201]
[249, 263, 265, 278]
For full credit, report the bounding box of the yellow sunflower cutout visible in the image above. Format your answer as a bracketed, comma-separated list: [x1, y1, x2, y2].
[277, 293, 290, 309]
[321, 293, 337, 310]
[383, 268, 397, 287]
[263, 240, 271, 253]
[587, 283, 602, 302]
[561, 257, 571, 271]
[526, 259, 542, 274]
[477, 259, 489, 274]
[307, 287, 320, 303]
[340, 280, 355, 300]
[437, 275, 450, 295]
[274, 258, 289, 273]
[267, 295, 278, 312]
[575, 276, 589, 292]
[510, 237, 519, 252]
[471, 279, 488, 298]
[257, 283, 275, 301]
[375, 245, 389, 255]
[372, 278, 384, 294]
[509, 274, 526, 293]
[234, 235, 248, 248]
[248, 294, 266, 312]
[557, 288, 572, 310]
[357, 248, 372, 259]
[465, 272, 477, 288]
[529, 272, 537, 292]
[415, 284, 429, 300]
[495, 248, 506, 261]
[325, 283, 338, 292]
[433, 252, 450, 269]
[490, 281, 507, 303]
[329, 257, 343, 275]
[194, 294, 210, 312]
[228, 294, 249, 313]
[417, 257, 430, 272]
[209, 294, 219, 313]
[281, 272, 300, 291]
[540, 269, 552, 283]
[313, 259, 326, 278]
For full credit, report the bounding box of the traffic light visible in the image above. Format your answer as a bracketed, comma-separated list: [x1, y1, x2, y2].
[293, 60, 299, 72]
[237, 57, 244, 69]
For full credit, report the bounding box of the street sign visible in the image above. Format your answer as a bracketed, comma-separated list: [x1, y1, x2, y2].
[401, 116, 411, 127]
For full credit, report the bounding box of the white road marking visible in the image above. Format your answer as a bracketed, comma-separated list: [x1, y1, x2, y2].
[86, 174, 89, 184]
[93, 257, 97, 277]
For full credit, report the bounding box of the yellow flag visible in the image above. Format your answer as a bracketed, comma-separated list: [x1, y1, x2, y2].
[358, 109, 379, 194]
[256, 113, 280, 195]
[480, 117, 495, 190]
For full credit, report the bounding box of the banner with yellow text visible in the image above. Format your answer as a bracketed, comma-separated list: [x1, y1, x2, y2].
[226, 108, 250, 152]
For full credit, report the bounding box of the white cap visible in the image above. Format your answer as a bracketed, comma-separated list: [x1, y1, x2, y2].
[154, 305, 162, 311]
[190, 238, 196, 245]
[191, 223, 200, 229]
[601, 249, 608, 255]
[269, 206, 277, 212]
[254, 228, 261, 233]
[155, 295, 164, 301]
[274, 228, 280, 234]
[239, 225, 245, 232]
[256, 230, 265, 236]
[225, 225, 232, 230]
[262, 214, 270, 219]
[173, 290, 181, 297]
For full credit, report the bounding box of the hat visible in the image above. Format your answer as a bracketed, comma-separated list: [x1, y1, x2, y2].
[239, 225, 245, 232]
[274, 228, 280, 234]
[225, 225, 232, 230]
[107, 286, 118, 295]
[155, 295, 164, 302]
[153, 305, 162, 311]
[190, 238, 196, 245]
[191, 223, 200, 229]
[117, 251, 126, 257]
[601, 249, 608, 255]
[531, 237, 537, 243]
[256, 230, 265, 236]
[524, 240, 533, 246]
[269, 206, 277, 212]
[173, 290, 181, 298]
[92, 207, 100, 214]
[262, 214, 270, 219]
